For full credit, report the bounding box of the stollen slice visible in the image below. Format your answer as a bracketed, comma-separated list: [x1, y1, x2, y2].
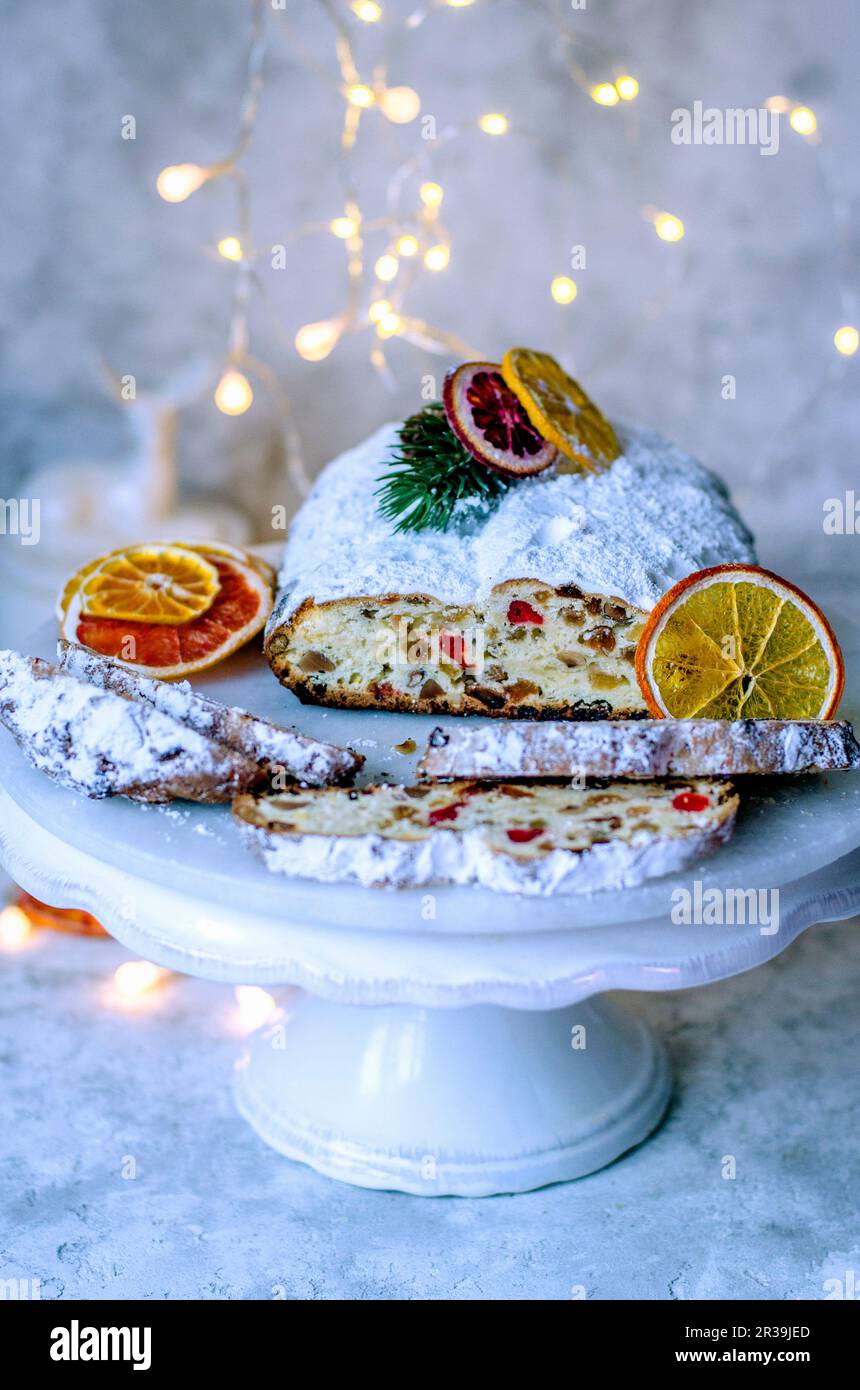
[58, 640, 362, 787]
[418, 718, 860, 781]
[0, 649, 259, 804]
[233, 778, 739, 896]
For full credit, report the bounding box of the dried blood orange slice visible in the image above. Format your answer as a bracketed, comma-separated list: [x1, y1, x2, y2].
[61, 550, 274, 679]
[57, 541, 274, 622]
[443, 361, 557, 477]
[636, 564, 845, 720]
[501, 347, 621, 473]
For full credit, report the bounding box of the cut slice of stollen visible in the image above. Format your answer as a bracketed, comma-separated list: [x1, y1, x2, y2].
[417, 718, 860, 781]
[233, 778, 739, 896]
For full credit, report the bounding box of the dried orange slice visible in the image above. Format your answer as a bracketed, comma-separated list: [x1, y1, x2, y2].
[61, 550, 274, 680]
[68, 545, 221, 625]
[636, 564, 845, 720]
[56, 541, 275, 621]
[500, 347, 621, 472]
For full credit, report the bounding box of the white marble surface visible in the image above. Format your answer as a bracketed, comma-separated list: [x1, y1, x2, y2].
[2, 919, 858, 1301]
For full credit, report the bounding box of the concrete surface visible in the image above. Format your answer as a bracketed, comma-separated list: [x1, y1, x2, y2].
[1, 916, 858, 1301]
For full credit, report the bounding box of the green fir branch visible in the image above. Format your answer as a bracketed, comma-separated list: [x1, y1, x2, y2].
[375, 402, 510, 534]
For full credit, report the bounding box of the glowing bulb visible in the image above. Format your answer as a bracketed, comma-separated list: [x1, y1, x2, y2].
[419, 181, 444, 208]
[396, 233, 419, 257]
[446, 0, 475, 7]
[113, 960, 168, 1002]
[764, 95, 791, 113]
[214, 369, 254, 415]
[217, 236, 243, 261]
[380, 86, 422, 124]
[424, 244, 450, 271]
[374, 253, 400, 282]
[479, 112, 509, 136]
[0, 905, 31, 950]
[592, 83, 620, 107]
[376, 311, 403, 338]
[346, 83, 375, 108]
[655, 213, 685, 242]
[156, 163, 207, 202]
[834, 325, 859, 357]
[369, 298, 392, 323]
[294, 318, 341, 362]
[351, 0, 382, 19]
[789, 105, 816, 135]
[234, 985, 277, 1033]
[550, 275, 578, 305]
[615, 75, 639, 101]
[330, 215, 358, 238]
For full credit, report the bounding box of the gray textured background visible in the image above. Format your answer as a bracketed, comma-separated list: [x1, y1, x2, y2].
[1, 0, 858, 572]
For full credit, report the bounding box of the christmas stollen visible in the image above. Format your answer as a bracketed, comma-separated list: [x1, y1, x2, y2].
[0, 649, 259, 803]
[233, 778, 739, 896]
[265, 422, 755, 720]
[57, 640, 362, 787]
[418, 718, 860, 781]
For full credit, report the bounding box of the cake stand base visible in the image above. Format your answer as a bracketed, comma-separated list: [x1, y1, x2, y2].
[234, 994, 671, 1196]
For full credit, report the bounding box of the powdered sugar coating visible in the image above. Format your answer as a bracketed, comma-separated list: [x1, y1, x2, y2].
[419, 718, 860, 780]
[268, 420, 756, 632]
[0, 650, 256, 803]
[237, 809, 736, 896]
[58, 641, 361, 786]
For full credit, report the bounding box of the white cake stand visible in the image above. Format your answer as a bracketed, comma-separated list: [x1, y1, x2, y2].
[2, 617, 859, 1196]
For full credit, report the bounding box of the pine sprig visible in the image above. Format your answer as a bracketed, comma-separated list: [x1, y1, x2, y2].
[375, 402, 510, 533]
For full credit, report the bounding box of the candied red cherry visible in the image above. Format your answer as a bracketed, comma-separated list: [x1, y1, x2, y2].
[428, 801, 466, 825]
[443, 361, 557, 477]
[672, 791, 711, 813]
[506, 828, 543, 843]
[507, 599, 544, 625]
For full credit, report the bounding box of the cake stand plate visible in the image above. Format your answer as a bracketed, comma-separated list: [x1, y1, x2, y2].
[1, 611, 859, 1195]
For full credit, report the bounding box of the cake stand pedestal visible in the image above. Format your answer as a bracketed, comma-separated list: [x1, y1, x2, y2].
[2, 781, 859, 1196]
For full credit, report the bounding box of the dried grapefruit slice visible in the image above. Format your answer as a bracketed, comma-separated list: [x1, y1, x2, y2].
[71, 545, 221, 625]
[442, 361, 557, 476]
[636, 564, 845, 720]
[500, 347, 621, 472]
[61, 551, 274, 679]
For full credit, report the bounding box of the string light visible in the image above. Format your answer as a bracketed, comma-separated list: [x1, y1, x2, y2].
[551, 275, 578, 304]
[113, 960, 169, 1004]
[351, 0, 382, 19]
[789, 105, 817, 135]
[592, 83, 620, 107]
[396, 233, 419, 257]
[294, 318, 342, 361]
[424, 244, 450, 271]
[479, 112, 509, 135]
[234, 985, 277, 1033]
[615, 75, 639, 101]
[374, 253, 400, 282]
[764, 95, 792, 113]
[217, 236, 244, 261]
[369, 298, 393, 322]
[214, 368, 254, 415]
[419, 181, 444, 209]
[156, 163, 207, 202]
[346, 83, 375, 108]
[834, 325, 859, 356]
[446, 0, 475, 6]
[330, 215, 359, 238]
[654, 212, 685, 242]
[376, 310, 403, 338]
[380, 86, 422, 124]
[0, 905, 32, 950]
